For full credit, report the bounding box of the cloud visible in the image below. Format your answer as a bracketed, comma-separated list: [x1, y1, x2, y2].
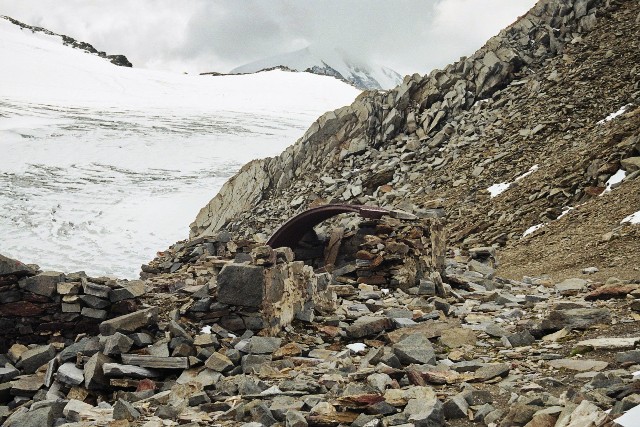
[0, 0, 536, 76]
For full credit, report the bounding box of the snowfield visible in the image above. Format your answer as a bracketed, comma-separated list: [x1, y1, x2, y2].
[0, 18, 360, 278]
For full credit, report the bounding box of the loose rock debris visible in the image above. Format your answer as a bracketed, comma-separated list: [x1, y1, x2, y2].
[1, 212, 639, 426]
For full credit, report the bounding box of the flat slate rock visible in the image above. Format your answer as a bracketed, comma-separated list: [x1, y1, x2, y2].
[554, 278, 587, 295]
[56, 362, 84, 386]
[439, 327, 477, 348]
[0, 365, 20, 383]
[542, 308, 611, 331]
[19, 271, 64, 297]
[393, 333, 436, 365]
[18, 344, 56, 374]
[120, 354, 188, 369]
[575, 337, 640, 350]
[472, 363, 511, 382]
[2, 405, 54, 427]
[547, 359, 608, 372]
[615, 350, 640, 364]
[248, 337, 282, 354]
[102, 363, 161, 378]
[10, 374, 45, 395]
[387, 319, 459, 343]
[346, 316, 393, 339]
[585, 283, 639, 300]
[99, 307, 159, 336]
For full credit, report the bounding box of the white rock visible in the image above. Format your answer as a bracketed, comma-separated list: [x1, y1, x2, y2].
[563, 400, 608, 427]
[346, 343, 367, 354]
[63, 399, 95, 422]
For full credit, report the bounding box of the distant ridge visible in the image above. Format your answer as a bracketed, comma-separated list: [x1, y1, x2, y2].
[229, 46, 402, 90]
[1, 15, 132, 67]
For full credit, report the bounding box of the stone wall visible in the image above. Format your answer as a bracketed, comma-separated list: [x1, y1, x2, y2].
[0, 254, 145, 353]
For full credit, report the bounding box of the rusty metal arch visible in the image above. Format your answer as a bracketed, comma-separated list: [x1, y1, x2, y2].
[266, 204, 390, 249]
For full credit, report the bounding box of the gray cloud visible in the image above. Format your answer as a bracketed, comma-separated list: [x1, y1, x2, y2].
[0, 0, 536, 76]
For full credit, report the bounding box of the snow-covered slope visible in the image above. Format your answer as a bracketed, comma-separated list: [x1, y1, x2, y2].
[0, 17, 360, 278]
[231, 46, 402, 90]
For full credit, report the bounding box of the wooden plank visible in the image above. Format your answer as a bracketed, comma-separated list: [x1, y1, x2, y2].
[120, 354, 189, 369]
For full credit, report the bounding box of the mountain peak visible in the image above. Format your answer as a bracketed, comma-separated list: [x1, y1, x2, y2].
[230, 45, 402, 90]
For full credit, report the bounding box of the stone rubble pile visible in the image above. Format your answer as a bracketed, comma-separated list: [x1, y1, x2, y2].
[142, 215, 445, 335]
[303, 216, 446, 295]
[141, 233, 336, 335]
[2, 242, 640, 426]
[0, 254, 145, 354]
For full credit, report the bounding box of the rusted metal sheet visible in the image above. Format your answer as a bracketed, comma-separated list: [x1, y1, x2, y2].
[266, 204, 389, 249]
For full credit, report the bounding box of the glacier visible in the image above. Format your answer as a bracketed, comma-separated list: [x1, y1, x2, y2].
[0, 17, 360, 278]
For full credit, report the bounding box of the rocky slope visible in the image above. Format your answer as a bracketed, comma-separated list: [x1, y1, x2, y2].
[190, 0, 640, 281]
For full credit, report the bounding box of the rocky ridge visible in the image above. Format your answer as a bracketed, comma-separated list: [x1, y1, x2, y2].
[190, 0, 640, 280]
[1, 16, 133, 67]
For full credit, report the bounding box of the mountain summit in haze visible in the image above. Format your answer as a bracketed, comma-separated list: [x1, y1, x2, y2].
[230, 45, 403, 90]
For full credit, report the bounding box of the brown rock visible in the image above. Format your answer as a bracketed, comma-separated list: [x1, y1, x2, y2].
[318, 325, 342, 338]
[585, 283, 638, 300]
[346, 316, 393, 339]
[584, 186, 605, 196]
[0, 301, 46, 317]
[336, 393, 385, 408]
[387, 319, 460, 343]
[357, 275, 386, 285]
[439, 327, 477, 348]
[273, 342, 303, 359]
[547, 358, 608, 372]
[523, 413, 558, 427]
[420, 368, 464, 385]
[136, 378, 157, 392]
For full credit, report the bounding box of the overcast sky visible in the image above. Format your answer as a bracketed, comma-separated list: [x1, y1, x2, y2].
[0, 0, 537, 76]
